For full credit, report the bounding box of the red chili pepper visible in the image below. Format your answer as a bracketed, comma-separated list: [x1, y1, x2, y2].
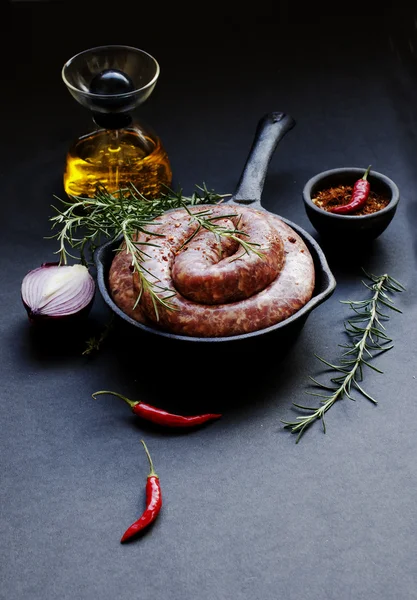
[330, 165, 372, 214]
[120, 439, 162, 543]
[92, 390, 222, 427]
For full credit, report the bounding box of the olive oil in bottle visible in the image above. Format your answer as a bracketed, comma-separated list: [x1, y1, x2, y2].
[63, 126, 172, 199]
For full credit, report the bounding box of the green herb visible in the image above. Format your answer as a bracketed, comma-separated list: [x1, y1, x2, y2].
[281, 270, 405, 443]
[180, 205, 263, 260]
[48, 183, 232, 316]
[82, 313, 115, 356]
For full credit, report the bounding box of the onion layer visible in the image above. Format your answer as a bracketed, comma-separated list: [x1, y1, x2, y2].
[21, 263, 95, 323]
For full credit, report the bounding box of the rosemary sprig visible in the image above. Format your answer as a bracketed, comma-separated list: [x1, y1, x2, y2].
[281, 270, 405, 443]
[50, 183, 230, 264]
[181, 205, 264, 260]
[82, 313, 115, 356]
[48, 183, 232, 314]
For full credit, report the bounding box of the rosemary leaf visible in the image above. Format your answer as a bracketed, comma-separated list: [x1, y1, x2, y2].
[315, 355, 350, 372]
[308, 376, 338, 391]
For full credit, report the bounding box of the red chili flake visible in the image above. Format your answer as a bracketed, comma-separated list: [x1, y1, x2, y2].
[329, 165, 371, 214]
[312, 166, 390, 216]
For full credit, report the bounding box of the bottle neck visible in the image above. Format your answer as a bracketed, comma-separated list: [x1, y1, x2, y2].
[92, 112, 133, 130]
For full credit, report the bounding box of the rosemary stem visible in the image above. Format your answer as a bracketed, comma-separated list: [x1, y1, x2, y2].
[281, 272, 404, 442]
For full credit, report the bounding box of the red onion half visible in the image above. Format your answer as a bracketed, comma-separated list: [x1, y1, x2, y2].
[21, 263, 95, 323]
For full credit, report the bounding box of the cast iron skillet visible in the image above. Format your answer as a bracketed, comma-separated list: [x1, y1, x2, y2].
[95, 112, 336, 344]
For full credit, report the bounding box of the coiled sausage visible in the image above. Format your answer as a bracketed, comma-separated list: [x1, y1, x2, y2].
[108, 205, 315, 337]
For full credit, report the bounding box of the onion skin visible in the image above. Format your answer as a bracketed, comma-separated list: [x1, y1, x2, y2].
[21, 262, 96, 325]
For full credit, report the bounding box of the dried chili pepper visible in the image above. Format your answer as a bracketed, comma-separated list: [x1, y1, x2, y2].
[329, 165, 372, 214]
[92, 390, 222, 427]
[120, 439, 162, 543]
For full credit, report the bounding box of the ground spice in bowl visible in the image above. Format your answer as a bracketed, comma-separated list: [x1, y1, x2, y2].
[312, 184, 390, 216]
[303, 167, 400, 242]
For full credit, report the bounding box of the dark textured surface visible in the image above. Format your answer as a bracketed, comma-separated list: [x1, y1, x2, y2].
[2, 3, 417, 600]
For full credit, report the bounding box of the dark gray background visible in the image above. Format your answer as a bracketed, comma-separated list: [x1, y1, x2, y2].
[2, 3, 417, 599]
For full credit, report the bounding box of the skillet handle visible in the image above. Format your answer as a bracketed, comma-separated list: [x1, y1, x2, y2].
[231, 112, 295, 205]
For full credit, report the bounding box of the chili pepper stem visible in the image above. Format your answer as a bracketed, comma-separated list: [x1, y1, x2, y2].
[362, 165, 372, 180]
[141, 439, 158, 478]
[92, 389, 139, 410]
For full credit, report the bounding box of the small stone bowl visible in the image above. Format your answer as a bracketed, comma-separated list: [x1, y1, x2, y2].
[302, 167, 400, 243]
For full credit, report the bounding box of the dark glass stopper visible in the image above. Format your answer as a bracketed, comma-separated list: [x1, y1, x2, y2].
[89, 69, 135, 128]
[89, 69, 135, 95]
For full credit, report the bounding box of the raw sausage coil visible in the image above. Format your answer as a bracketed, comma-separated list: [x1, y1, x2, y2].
[108, 204, 315, 337]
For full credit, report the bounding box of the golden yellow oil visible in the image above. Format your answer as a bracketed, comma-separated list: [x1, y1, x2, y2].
[63, 127, 172, 199]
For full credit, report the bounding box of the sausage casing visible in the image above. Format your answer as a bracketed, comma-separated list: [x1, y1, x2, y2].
[109, 205, 315, 337]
